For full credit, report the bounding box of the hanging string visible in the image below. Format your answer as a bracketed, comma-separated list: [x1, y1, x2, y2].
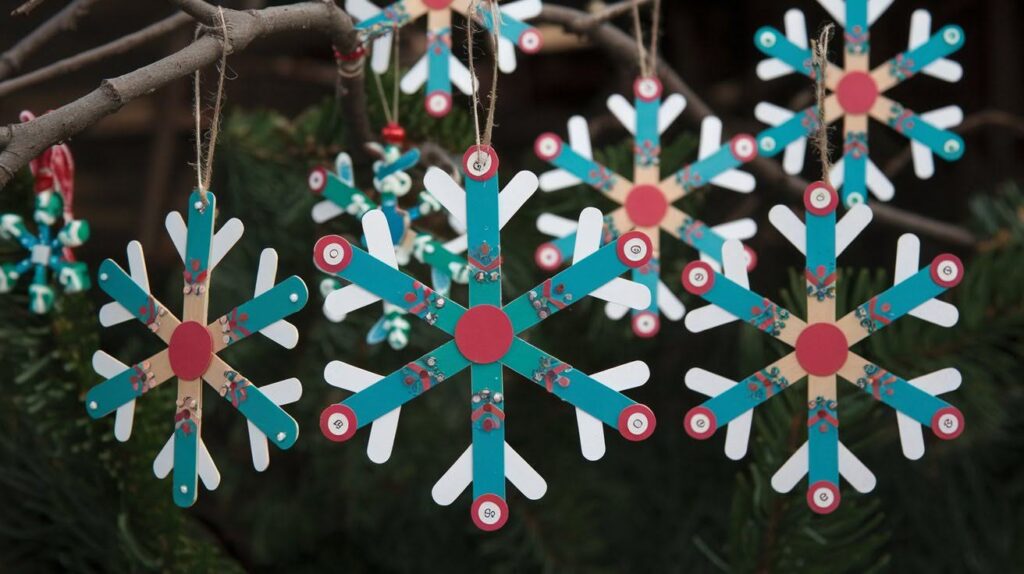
[467, 0, 500, 155]
[370, 26, 402, 125]
[630, 0, 661, 78]
[193, 7, 230, 198]
[810, 24, 834, 186]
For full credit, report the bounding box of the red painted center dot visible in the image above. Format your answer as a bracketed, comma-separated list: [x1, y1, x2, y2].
[168, 321, 214, 380]
[795, 323, 849, 377]
[455, 305, 514, 364]
[835, 71, 879, 115]
[422, 0, 453, 9]
[624, 184, 667, 227]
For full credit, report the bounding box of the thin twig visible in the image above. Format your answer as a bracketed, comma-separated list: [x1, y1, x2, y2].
[537, 4, 978, 247]
[578, 0, 651, 30]
[11, 0, 48, 17]
[0, 2, 364, 188]
[0, 13, 192, 98]
[0, 0, 105, 80]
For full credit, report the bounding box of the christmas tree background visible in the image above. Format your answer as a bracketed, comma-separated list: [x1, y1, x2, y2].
[1, 0, 1023, 571]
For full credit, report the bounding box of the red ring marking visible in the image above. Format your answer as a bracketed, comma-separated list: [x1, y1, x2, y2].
[633, 76, 663, 102]
[518, 28, 543, 53]
[615, 231, 653, 268]
[308, 167, 328, 194]
[425, 91, 452, 118]
[804, 181, 839, 216]
[729, 134, 759, 162]
[455, 305, 513, 364]
[930, 254, 964, 288]
[795, 323, 849, 376]
[313, 235, 353, 273]
[462, 145, 499, 181]
[624, 184, 668, 227]
[320, 404, 358, 442]
[534, 243, 562, 271]
[835, 71, 879, 115]
[807, 481, 841, 514]
[684, 406, 717, 439]
[167, 321, 214, 380]
[471, 494, 509, 531]
[744, 246, 758, 272]
[631, 311, 660, 338]
[931, 406, 964, 439]
[681, 261, 715, 295]
[534, 133, 563, 161]
[618, 404, 656, 441]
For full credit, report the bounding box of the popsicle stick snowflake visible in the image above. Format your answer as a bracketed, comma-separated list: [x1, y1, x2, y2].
[86, 191, 309, 507]
[681, 181, 965, 514]
[533, 76, 759, 337]
[754, 1, 965, 206]
[0, 113, 89, 314]
[309, 133, 468, 350]
[315, 145, 656, 531]
[345, 0, 543, 117]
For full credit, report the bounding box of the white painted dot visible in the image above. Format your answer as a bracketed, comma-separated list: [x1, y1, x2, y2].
[760, 136, 776, 152]
[938, 413, 960, 435]
[477, 500, 502, 525]
[627, 412, 649, 435]
[637, 78, 658, 99]
[688, 267, 709, 288]
[760, 30, 777, 48]
[622, 237, 648, 262]
[466, 151, 492, 177]
[937, 259, 960, 282]
[180, 485, 189, 494]
[323, 242, 345, 266]
[308, 170, 325, 190]
[276, 432, 286, 442]
[944, 139, 961, 154]
[428, 94, 448, 114]
[289, 293, 299, 303]
[690, 413, 710, 432]
[89, 401, 98, 410]
[194, 201, 203, 211]
[327, 412, 349, 436]
[635, 314, 656, 335]
[537, 136, 559, 158]
[812, 486, 834, 509]
[809, 187, 832, 209]
[99, 273, 108, 281]
[943, 27, 961, 45]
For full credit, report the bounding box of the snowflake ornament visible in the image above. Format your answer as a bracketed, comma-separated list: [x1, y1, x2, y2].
[85, 191, 309, 507]
[681, 181, 965, 514]
[533, 76, 759, 337]
[309, 127, 469, 349]
[753, 1, 965, 206]
[346, 0, 543, 117]
[315, 145, 656, 531]
[0, 112, 90, 314]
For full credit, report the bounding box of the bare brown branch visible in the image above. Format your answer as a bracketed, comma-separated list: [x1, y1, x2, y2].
[0, 1, 368, 188]
[0, 13, 193, 98]
[577, 0, 652, 30]
[12, 0, 48, 17]
[0, 0, 105, 80]
[537, 4, 978, 247]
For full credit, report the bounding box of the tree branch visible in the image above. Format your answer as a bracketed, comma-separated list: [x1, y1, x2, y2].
[0, 13, 193, 98]
[536, 4, 979, 248]
[577, 0, 651, 31]
[0, 1, 366, 189]
[0, 0, 105, 80]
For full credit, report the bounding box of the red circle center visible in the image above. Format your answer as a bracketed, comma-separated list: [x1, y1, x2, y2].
[455, 305, 514, 364]
[168, 321, 214, 380]
[835, 71, 879, 115]
[624, 184, 667, 227]
[795, 323, 849, 376]
[423, 0, 453, 9]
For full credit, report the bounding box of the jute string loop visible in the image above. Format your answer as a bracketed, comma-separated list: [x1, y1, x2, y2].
[193, 7, 230, 200]
[467, 0, 500, 160]
[630, 0, 662, 77]
[810, 24, 834, 186]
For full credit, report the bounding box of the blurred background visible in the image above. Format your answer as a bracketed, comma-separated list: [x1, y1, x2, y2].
[1, 0, 1023, 572]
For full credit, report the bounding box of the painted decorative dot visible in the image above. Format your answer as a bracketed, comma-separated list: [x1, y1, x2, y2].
[463, 145, 499, 181]
[314, 235, 353, 273]
[289, 293, 299, 303]
[454, 305, 513, 364]
[944, 139, 961, 154]
[932, 406, 964, 439]
[795, 323, 849, 377]
[320, 404, 357, 442]
[682, 261, 715, 295]
[632, 312, 659, 338]
[624, 184, 668, 227]
[426, 92, 452, 117]
[180, 485, 189, 494]
[276, 432, 286, 442]
[835, 71, 879, 115]
[808, 481, 840, 514]
[534, 133, 562, 161]
[634, 77, 662, 101]
[760, 136, 777, 152]
[616, 232, 652, 267]
[930, 254, 964, 288]
[471, 494, 508, 531]
[534, 243, 562, 271]
[618, 404, 656, 440]
[519, 29, 542, 53]
[89, 401, 98, 410]
[308, 168, 327, 192]
[684, 406, 716, 439]
[99, 273, 108, 281]
[943, 26, 962, 45]
[804, 182, 838, 215]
